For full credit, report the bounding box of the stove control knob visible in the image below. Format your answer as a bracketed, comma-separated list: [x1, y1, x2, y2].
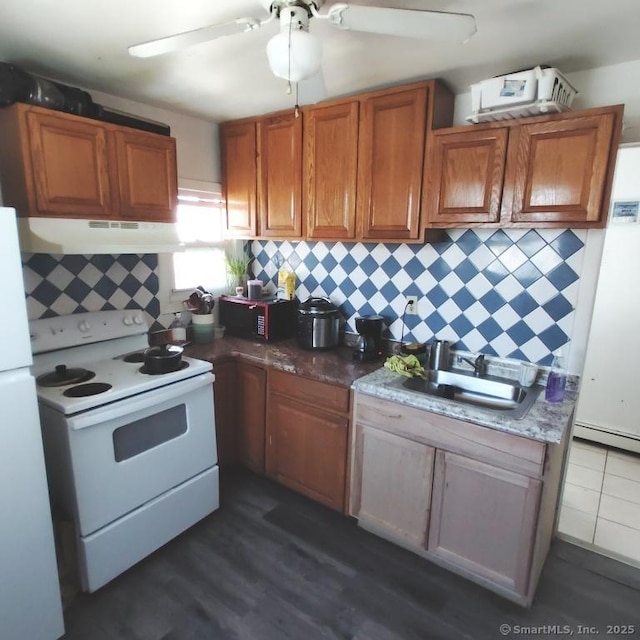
[78, 320, 91, 333]
[133, 315, 144, 325]
[123, 315, 134, 326]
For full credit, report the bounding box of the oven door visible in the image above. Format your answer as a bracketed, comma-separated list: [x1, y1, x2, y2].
[51, 373, 216, 536]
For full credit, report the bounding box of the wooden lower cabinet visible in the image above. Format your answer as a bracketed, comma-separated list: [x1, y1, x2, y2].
[266, 370, 350, 512]
[236, 362, 267, 474]
[267, 394, 348, 511]
[350, 392, 566, 605]
[352, 424, 434, 548]
[428, 450, 541, 595]
[213, 360, 237, 467]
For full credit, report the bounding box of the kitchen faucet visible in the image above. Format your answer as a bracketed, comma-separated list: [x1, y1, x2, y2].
[460, 354, 487, 377]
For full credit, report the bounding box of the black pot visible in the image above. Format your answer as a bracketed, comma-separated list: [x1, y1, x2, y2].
[143, 344, 183, 375]
[297, 297, 340, 350]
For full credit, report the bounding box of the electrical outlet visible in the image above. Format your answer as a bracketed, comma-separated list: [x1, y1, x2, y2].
[406, 296, 418, 315]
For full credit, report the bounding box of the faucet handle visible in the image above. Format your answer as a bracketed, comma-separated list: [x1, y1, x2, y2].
[474, 354, 487, 376]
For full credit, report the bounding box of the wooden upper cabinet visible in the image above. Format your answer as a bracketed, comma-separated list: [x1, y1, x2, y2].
[114, 130, 177, 222]
[0, 103, 178, 222]
[23, 108, 115, 218]
[218, 79, 453, 240]
[220, 120, 258, 237]
[303, 101, 359, 240]
[424, 105, 623, 229]
[357, 84, 428, 240]
[258, 112, 302, 237]
[503, 111, 618, 225]
[425, 127, 509, 225]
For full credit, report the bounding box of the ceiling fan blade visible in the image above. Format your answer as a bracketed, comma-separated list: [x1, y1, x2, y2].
[128, 17, 266, 58]
[297, 71, 328, 105]
[326, 5, 477, 43]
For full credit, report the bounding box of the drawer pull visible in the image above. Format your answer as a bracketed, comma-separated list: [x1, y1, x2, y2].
[378, 411, 402, 419]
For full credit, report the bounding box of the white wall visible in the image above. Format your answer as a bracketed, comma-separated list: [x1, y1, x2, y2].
[84, 89, 220, 184]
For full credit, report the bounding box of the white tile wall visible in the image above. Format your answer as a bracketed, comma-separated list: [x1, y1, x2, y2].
[251, 228, 586, 365]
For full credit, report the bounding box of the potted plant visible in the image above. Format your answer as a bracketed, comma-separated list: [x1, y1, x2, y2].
[225, 250, 251, 295]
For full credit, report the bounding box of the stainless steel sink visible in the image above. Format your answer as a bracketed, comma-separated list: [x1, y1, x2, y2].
[401, 369, 542, 419]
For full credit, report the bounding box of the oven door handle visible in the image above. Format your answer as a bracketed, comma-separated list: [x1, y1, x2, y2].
[68, 372, 215, 431]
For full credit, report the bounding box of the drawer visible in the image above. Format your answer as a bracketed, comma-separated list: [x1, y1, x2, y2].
[270, 369, 350, 414]
[353, 392, 546, 478]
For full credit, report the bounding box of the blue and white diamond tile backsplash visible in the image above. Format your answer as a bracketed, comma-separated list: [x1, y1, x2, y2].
[251, 228, 587, 365]
[22, 253, 162, 330]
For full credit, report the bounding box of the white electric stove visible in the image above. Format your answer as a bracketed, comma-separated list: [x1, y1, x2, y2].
[30, 310, 219, 593]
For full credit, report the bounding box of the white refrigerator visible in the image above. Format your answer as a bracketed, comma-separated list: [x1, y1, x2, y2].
[575, 145, 640, 454]
[0, 207, 64, 639]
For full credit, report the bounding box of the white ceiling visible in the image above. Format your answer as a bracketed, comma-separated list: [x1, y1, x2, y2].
[1, 0, 640, 123]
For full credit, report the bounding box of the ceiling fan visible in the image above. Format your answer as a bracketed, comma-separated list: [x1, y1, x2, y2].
[129, 1, 477, 87]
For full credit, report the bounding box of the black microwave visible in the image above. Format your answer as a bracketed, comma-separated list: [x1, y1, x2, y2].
[219, 296, 297, 341]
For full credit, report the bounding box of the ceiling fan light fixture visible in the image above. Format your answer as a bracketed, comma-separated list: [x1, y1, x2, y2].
[266, 28, 322, 82]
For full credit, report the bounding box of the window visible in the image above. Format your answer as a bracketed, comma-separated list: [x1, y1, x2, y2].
[158, 181, 238, 315]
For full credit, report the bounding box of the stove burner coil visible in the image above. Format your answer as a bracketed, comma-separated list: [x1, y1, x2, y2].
[139, 361, 190, 375]
[37, 364, 95, 387]
[63, 382, 113, 398]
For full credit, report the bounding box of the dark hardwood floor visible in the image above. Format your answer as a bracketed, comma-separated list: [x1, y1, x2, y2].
[62, 469, 640, 639]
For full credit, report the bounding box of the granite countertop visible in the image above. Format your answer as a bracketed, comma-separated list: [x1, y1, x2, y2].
[184, 337, 381, 388]
[185, 335, 575, 444]
[352, 367, 577, 445]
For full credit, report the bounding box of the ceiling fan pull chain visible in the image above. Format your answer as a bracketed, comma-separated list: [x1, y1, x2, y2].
[288, 13, 293, 83]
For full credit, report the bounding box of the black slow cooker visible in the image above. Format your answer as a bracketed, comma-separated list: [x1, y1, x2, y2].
[297, 297, 340, 350]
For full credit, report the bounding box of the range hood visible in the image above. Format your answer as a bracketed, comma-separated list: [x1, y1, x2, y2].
[18, 217, 185, 254]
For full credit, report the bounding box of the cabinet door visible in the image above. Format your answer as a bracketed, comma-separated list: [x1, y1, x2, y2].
[114, 130, 177, 222]
[220, 121, 258, 237]
[351, 423, 434, 548]
[304, 101, 358, 239]
[26, 110, 116, 218]
[424, 127, 509, 225]
[428, 450, 541, 595]
[213, 360, 237, 467]
[267, 393, 348, 511]
[258, 112, 302, 237]
[237, 363, 266, 474]
[357, 85, 427, 240]
[504, 112, 616, 225]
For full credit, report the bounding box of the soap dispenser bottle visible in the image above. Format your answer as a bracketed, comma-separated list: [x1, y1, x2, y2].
[545, 349, 567, 403]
